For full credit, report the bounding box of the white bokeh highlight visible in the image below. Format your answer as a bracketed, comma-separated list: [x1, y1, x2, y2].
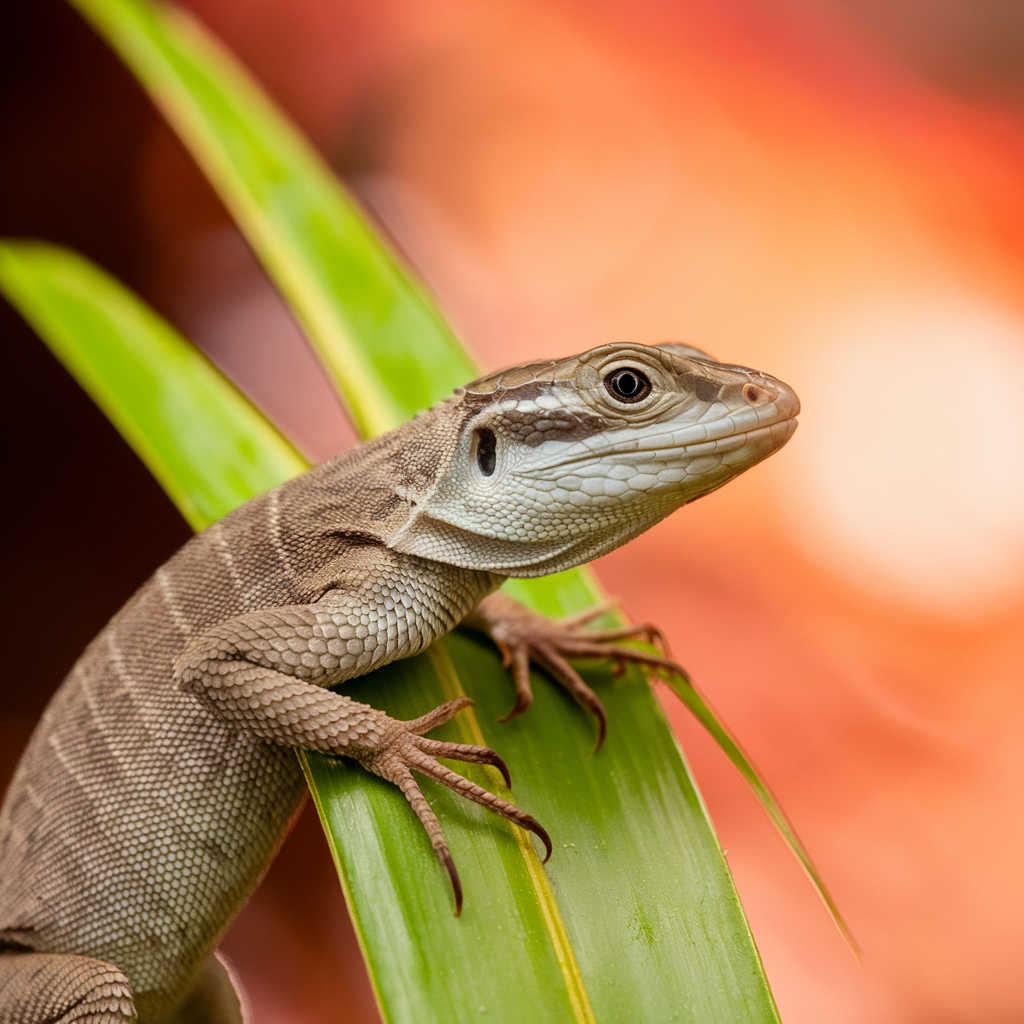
[782, 294, 1024, 619]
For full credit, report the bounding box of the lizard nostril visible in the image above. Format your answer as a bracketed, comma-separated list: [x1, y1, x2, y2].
[742, 383, 763, 405]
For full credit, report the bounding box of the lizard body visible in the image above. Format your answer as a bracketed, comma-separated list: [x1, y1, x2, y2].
[0, 342, 798, 1022]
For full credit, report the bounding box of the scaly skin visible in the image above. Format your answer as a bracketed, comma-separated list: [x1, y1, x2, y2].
[0, 342, 798, 1022]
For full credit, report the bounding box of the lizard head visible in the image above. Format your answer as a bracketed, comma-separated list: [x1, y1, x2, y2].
[390, 342, 799, 576]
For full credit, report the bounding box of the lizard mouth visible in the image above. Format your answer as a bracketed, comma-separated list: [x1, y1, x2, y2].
[672, 415, 798, 459]
[522, 407, 799, 478]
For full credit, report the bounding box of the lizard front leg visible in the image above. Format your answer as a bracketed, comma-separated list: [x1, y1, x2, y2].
[464, 591, 689, 748]
[174, 592, 550, 914]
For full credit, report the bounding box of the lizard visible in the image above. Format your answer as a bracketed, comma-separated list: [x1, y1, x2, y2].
[0, 340, 799, 1023]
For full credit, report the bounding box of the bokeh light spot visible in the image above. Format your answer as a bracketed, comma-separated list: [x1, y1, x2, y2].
[782, 293, 1024, 619]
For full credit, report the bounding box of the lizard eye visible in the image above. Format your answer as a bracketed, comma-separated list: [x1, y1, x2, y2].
[604, 368, 652, 403]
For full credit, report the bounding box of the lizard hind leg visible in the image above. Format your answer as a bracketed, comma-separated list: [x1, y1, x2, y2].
[361, 697, 552, 916]
[0, 950, 135, 1023]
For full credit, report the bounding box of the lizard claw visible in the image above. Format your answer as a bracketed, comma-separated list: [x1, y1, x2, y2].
[465, 592, 686, 751]
[355, 698, 551, 915]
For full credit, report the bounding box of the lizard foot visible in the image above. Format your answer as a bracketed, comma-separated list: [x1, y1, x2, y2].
[465, 592, 691, 750]
[354, 695, 552, 914]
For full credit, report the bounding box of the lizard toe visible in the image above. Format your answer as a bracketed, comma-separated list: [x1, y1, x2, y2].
[414, 735, 512, 789]
[354, 701, 549, 914]
[403, 695, 475, 735]
[406, 750, 552, 863]
[528, 640, 609, 751]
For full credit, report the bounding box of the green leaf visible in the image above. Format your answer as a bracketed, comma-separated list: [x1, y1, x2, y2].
[22, 0, 805, 1016]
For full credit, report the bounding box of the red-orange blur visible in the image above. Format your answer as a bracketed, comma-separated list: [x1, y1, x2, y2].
[6, 1, 1024, 1021]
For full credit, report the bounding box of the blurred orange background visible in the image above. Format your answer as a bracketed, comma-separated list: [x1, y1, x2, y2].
[3, 0, 1024, 1021]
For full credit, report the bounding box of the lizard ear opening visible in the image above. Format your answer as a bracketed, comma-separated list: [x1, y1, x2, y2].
[474, 428, 497, 476]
